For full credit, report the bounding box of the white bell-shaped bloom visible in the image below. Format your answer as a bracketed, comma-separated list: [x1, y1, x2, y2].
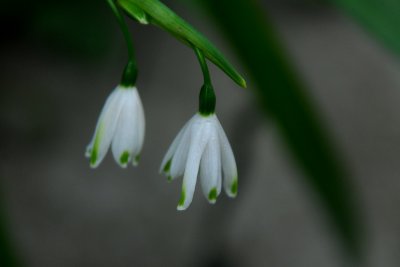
[160, 113, 238, 210]
[86, 85, 145, 168]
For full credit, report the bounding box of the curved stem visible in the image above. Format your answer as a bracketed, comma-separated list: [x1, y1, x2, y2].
[194, 47, 211, 85]
[107, 0, 136, 63]
[108, 0, 138, 86]
[194, 47, 216, 115]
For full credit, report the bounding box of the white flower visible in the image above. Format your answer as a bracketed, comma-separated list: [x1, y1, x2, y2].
[160, 113, 238, 210]
[86, 85, 145, 168]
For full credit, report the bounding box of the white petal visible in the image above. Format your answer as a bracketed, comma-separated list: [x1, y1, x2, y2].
[216, 117, 238, 197]
[199, 127, 221, 204]
[87, 87, 124, 168]
[159, 119, 190, 174]
[177, 119, 210, 211]
[168, 123, 192, 181]
[133, 88, 146, 165]
[85, 90, 119, 158]
[169, 115, 203, 180]
[111, 90, 137, 168]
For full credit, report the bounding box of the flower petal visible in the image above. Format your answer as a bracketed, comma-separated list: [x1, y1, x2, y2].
[85, 90, 119, 158]
[87, 87, 124, 168]
[177, 119, 210, 210]
[160, 123, 189, 174]
[111, 90, 137, 168]
[200, 127, 221, 204]
[216, 117, 238, 197]
[168, 122, 192, 181]
[133, 88, 146, 165]
[159, 118, 191, 175]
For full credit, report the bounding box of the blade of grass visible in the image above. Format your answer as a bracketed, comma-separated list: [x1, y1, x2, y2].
[201, 0, 362, 258]
[118, 0, 246, 88]
[329, 0, 400, 56]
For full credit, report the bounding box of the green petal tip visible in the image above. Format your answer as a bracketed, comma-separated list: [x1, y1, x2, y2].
[208, 187, 218, 203]
[231, 178, 238, 197]
[163, 159, 172, 173]
[119, 151, 130, 167]
[177, 187, 186, 209]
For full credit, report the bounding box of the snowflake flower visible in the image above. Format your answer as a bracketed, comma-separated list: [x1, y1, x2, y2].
[161, 113, 238, 210]
[86, 85, 145, 168]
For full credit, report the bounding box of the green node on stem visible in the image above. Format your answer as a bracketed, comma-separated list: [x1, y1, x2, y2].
[121, 61, 138, 87]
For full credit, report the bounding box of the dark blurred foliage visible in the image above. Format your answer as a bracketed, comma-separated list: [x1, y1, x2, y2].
[0, 0, 112, 61]
[200, 0, 362, 260]
[0, 213, 19, 266]
[200, 0, 400, 262]
[328, 0, 400, 57]
[0, 0, 115, 155]
[0, 1, 114, 266]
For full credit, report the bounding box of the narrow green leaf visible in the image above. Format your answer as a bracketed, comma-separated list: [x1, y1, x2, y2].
[118, 0, 246, 88]
[201, 0, 362, 258]
[33, 1, 112, 60]
[122, 2, 148, 24]
[329, 0, 400, 56]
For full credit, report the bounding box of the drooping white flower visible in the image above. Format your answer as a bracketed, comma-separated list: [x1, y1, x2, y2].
[160, 113, 238, 210]
[86, 85, 145, 168]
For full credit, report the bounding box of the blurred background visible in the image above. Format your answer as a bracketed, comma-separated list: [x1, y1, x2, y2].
[1, 0, 400, 266]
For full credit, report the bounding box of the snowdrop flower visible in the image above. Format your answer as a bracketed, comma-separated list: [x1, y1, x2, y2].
[86, 85, 145, 168]
[160, 113, 238, 211]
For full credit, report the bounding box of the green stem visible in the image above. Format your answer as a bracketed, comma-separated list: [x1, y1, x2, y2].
[194, 47, 211, 85]
[108, 0, 136, 62]
[107, 0, 138, 86]
[194, 47, 216, 116]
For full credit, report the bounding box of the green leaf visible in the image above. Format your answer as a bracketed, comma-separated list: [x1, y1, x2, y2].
[201, 0, 362, 258]
[329, 0, 400, 56]
[122, 2, 148, 24]
[118, 0, 246, 88]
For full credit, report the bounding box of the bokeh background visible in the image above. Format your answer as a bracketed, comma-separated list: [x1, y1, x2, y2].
[1, 0, 400, 266]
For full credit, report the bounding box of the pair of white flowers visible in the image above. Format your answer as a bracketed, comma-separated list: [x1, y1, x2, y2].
[86, 85, 238, 210]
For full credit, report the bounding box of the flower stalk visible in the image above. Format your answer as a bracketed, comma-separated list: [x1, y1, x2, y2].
[194, 47, 216, 116]
[108, 0, 138, 86]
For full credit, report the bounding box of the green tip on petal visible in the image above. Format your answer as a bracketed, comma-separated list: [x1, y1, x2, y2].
[120, 151, 130, 166]
[89, 124, 103, 168]
[208, 187, 218, 203]
[177, 187, 186, 209]
[167, 176, 173, 182]
[231, 178, 238, 197]
[163, 159, 172, 173]
[133, 155, 141, 166]
[90, 149, 98, 167]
